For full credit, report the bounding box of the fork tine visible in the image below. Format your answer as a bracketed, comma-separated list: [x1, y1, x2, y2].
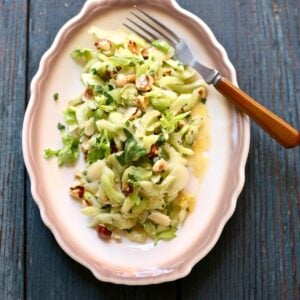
[126, 17, 160, 41]
[130, 12, 177, 45]
[136, 8, 180, 43]
[123, 23, 152, 43]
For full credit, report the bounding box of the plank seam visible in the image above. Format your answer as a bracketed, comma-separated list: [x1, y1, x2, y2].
[24, 0, 31, 299]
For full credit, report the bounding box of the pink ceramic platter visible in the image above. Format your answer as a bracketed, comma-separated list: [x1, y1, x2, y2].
[23, 0, 250, 285]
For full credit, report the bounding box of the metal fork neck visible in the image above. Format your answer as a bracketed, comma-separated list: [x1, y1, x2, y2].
[191, 60, 221, 85]
[210, 73, 222, 85]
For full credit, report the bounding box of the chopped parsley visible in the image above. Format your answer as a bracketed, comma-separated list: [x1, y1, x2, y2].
[57, 123, 65, 131]
[53, 93, 59, 101]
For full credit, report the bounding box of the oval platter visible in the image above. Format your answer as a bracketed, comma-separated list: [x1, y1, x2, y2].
[22, 0, 250, 285]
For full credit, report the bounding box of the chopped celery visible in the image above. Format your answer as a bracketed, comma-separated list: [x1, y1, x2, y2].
[44, 27, 209, 244]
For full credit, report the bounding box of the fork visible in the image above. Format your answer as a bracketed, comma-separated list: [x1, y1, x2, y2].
[124, 9, 300, 149]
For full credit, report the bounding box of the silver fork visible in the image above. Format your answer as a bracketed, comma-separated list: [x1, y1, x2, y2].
[124, 9, 300, 149]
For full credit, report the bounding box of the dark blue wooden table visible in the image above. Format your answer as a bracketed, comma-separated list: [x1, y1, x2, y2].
[1, 0, 299, 299]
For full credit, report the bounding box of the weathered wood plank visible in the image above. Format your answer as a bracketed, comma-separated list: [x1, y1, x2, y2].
[0, 0, 28, 299]
[177, 0, 300, 299]
[25, 1, 178, 299]
[24, 0, 299, 299]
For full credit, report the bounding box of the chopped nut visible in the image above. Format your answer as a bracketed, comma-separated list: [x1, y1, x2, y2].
[152, 158, 169, 172]
[135, 75, 153, 92]
[126, 74, 136, 83]
[128, 40, 139, 54]
[148, 144, 159, 158]
[116, 74, 137, 87]
[122, 182, 133, 196]
[198, 86, 207, 99]
[163, 69, 172, 76]
[141, 48, 149, 58]
[95, 39, 111, 51]
[69, 185, 85, 199]
[81, 199, 90, 207]
[96, 225, 112, 239]
[83, 87, 93, 100]
[134, 95, 149, 110]
[129, 108, 142, 120]
[116, 74, 127, 87]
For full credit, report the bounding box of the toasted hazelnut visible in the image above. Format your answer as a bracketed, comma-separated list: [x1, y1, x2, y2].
[122, 182, 133, 196]
[134, 95, 149, 110]
[126, 74, 136, 83]
[152, 158, 169, 172]
[128, 40, 139, 54]
[129, 108, 142, 120]
[95, 39, 111, 51]
[116, 74, 137, 87]
[141, 48, 149, 58]
[163, 69, 172, 76]
[116, 74, 127, 87]
[148, 144, 159, 158]
[81, 199, 90, 207]
[198, 86, 207, 99]
[135, 75, 153, 92]
[83, 87, 93, 100]
[96, 225, 112, 239]
[69, 185, 85, 200]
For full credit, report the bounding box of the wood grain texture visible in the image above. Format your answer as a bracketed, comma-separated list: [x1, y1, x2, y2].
[0, 0, 28, 299]
[177, 0, 300, 299]
[25, 1, 178, 299]
[0, 0, 298, 299]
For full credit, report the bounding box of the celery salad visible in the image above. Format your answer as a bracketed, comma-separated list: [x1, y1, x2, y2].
[44, 27, 208, 243]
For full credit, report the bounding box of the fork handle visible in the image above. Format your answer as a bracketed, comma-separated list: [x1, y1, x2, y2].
[214, 77, 300, 148]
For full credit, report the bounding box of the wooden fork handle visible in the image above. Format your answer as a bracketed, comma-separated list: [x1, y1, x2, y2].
[214, 77, 300, 149]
